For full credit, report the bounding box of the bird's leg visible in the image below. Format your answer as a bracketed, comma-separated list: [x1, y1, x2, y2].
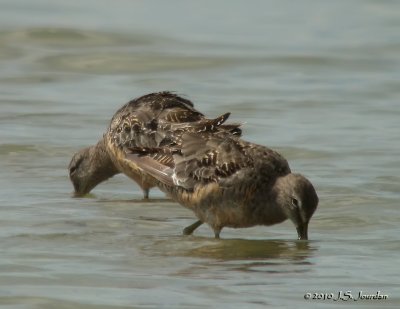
[142, 188, 149, 200]
[183, 220, 203, 235]
[213, 227, 222, 239]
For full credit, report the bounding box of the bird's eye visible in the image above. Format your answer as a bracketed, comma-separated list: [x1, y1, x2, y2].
[291, 198, 299, 207]
[69, 156, 83, 176]
[69, 166, 77, 175]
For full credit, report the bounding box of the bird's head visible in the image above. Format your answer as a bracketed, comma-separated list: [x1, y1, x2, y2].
[274, 173, 319, 240]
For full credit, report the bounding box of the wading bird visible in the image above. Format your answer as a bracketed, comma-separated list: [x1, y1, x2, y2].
[126, 132, 318, 240]
[69, 92, 241, 198]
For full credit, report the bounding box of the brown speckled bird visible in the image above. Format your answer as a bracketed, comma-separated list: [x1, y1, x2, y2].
[126, 133, 318, 240]
[68, 92, 241, 198]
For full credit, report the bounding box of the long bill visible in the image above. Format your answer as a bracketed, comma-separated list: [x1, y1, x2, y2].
[296, 221, 309, 240]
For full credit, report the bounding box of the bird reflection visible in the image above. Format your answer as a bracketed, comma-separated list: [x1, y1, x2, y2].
[184, 238, 316, 262]
[151, 236, 317, 270]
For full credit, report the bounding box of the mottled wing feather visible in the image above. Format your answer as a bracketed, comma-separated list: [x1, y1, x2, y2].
[107, 92, 241, 152]
[174, 133, 291, 189]
[108, 92, 204, 149]
[155, 113, 242, 149]
[158, 107, 203, 123]
[126, 130, 290, 191]
[128, 146, 178, 168]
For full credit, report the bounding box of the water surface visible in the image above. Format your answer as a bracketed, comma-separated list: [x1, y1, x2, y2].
[1, 0, 399, 308]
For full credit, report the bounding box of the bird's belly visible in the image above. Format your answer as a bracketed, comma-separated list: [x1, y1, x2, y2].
[168, 183, 258, 228]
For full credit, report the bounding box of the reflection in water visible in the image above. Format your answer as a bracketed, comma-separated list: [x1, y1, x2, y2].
[185, 238, 315, 261]
[148, 238, 318, 277]
[96, 198, 173, 204]
[0, 27, 155, 48]
[151, 237, 317, 265]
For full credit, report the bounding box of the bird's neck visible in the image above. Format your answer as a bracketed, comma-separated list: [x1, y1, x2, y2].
[89, 138, 119, 184]
[253, 184, 288, 226]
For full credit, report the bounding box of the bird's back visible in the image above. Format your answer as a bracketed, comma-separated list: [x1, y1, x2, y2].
[105, 92, 242, 195]
[107, 92, 204, 148]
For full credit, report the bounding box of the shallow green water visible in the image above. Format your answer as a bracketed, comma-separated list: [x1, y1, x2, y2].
[1, 0, 399, 308]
